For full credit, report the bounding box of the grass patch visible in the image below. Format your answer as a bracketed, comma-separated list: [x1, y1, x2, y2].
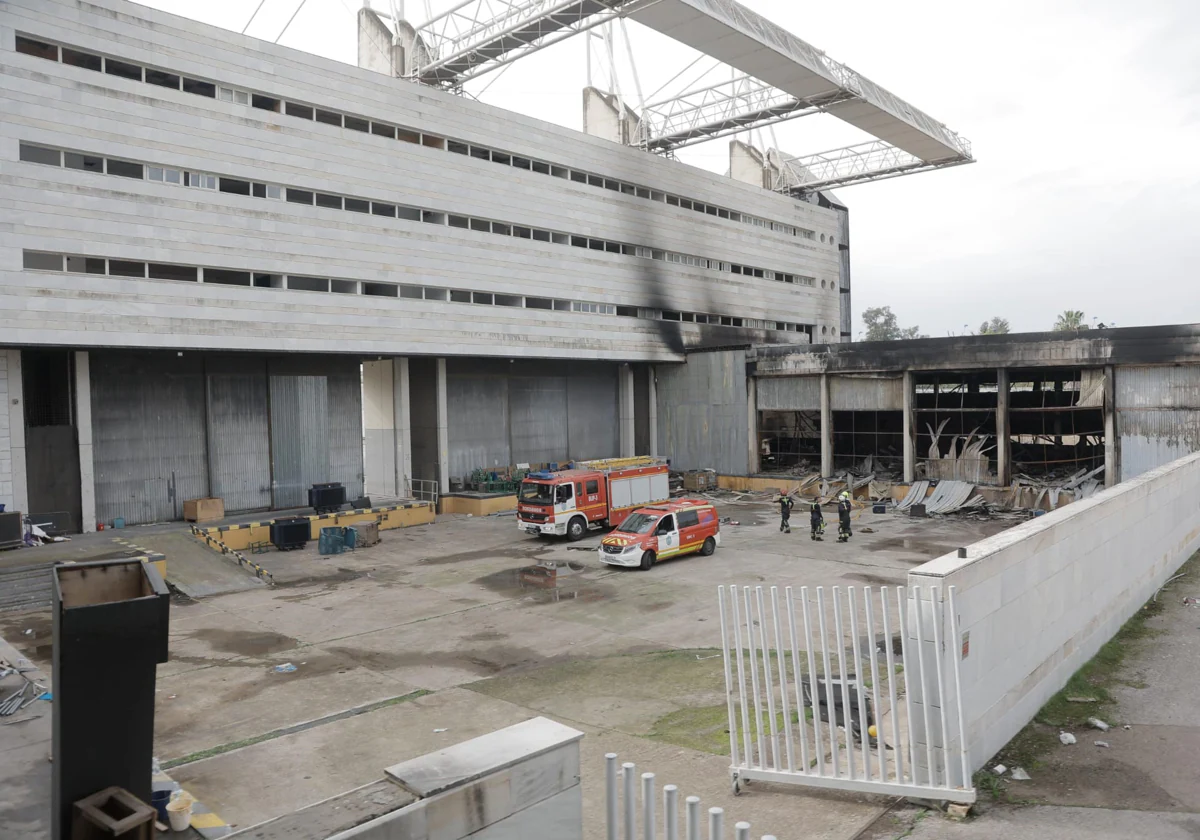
[161, 689, 430, 769]
[647, 702, 814, 756]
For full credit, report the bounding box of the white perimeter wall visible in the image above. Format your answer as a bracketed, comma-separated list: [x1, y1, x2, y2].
[911, 451, 1200, 772]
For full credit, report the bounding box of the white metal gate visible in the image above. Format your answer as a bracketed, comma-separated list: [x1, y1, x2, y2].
[717, 584, 975, 804]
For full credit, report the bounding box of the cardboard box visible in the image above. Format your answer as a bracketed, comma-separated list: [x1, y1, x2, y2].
[183, 498, 224, 523]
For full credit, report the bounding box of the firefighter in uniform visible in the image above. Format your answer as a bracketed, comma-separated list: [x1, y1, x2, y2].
[837, 491, 853, 542]
[810, 500, 825, 541]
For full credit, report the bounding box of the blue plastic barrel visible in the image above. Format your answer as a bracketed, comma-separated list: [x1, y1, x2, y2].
[318, 527, 345, 555]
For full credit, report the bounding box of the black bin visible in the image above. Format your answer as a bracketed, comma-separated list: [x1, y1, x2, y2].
[308, 482, 346, 513]
[270, 517, 311, 551]
[52, 559, 169, 840]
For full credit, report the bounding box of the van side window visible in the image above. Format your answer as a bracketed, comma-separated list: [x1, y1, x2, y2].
[586, 479, 599, 495]
[657, 514, 675, 533]
[698, 509, 714, 523]
[556, 484, 573, 503]
[677, 510, 700, 528]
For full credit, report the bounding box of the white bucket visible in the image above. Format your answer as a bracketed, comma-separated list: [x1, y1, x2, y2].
[166, 795, 193, 832]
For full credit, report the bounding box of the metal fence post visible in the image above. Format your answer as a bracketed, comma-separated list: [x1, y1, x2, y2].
[606, 753, 618, 840]
[708, 806, 724, 840]
[643, 773, 656, 840]
[685, 796, 701, 840]
[734, 822, 750, 840]
[664, 784, 679, 840]
[623, 762, 636, 840]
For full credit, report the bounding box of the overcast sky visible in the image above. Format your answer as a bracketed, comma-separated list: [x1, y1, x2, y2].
[143, 0, 1200, 337]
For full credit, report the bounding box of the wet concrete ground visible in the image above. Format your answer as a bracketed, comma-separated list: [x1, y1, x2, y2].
[0, 503, 1016, 839]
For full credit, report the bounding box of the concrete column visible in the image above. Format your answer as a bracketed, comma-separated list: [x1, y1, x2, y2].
[996, 368, 1011, 487]
[820, 373, 833, 477]
[362, 360, 397, 497]
[747, 377, 760, 474]
[436, 358, 449, 496]
[903, 370, 916, 484]
[394, 358, 412, 495]
[75, 351, 96, 533]
[647, 365, 658, 457]
[1104, 365, 1117, 486]
[618, 363, 635, 457]
[5, 349, 28, 515]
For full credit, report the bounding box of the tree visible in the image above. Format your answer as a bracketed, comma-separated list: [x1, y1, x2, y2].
[862, 306, 925, 341]
[979, 317, 1010, 335]
[1053, 310, 1088, 331]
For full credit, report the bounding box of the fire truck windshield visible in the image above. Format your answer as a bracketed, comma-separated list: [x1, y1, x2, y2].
[618, 512, 658, 534]
[519, 482, 554, 504]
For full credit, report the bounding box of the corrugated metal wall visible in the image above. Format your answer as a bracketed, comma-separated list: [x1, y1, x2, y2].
[206, 358, 271, 513]
[831, 375, 904, 411]
[567, 367, 619, 461]
[657, 350, 749, 474]
[92, 353, 208, 525]
[447, 375, 511, 478]
[757, 376, 821, 411]
[1116, 365, 1200, 480]
[510, 377, 570, 466]
[269, 375, 330, 508]
[327, 370, 364, 501]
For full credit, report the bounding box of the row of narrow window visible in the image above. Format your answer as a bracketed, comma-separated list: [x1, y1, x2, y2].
[12, 33, 836, 248]
[18, 141, 830, 291]
[20, 250, 818, 336]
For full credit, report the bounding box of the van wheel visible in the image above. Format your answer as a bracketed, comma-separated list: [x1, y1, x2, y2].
[639, 550, 656, 571]
[700, 537, 716, 556]
[566, 517, 587, 541]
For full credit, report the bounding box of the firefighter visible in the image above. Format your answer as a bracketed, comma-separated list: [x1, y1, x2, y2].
[778, 491, 794, 534]
[837, 490, 853, 542]
[809, 500, 825, 541]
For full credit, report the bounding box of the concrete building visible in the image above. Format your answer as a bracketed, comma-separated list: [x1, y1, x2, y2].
[660, 324, 1200, 490]
[0, 0, 852, 529]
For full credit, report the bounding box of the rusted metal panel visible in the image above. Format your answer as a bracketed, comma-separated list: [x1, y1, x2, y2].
[756, 375, 821, 411]
[830, 375, 904, 411]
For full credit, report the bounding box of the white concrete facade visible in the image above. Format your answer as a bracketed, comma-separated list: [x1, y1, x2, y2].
[0, 0, 847, 363]
[0, 350, 27, 515]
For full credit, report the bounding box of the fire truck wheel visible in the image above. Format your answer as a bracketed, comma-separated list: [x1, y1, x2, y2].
[566, 516, 587, 541]
[700, 537, 716, 556]
[639, 550, 656, 571]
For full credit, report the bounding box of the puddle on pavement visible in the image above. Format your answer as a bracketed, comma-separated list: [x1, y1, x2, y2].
[186, 627, 299, 656]
[474, 561, 613, 604]
[419, 544, 553, 565]
[864, 537, 959, 557]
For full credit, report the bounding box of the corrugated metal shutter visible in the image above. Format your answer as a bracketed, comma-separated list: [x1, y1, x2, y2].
[831, 375, 903, 411]
[269, 375, 329, 508]
[510, 377, 569, 465]
[327, 371, 364, 502]
[92, 353, 208, 525]
[757, 376, 821, 411]
[206, 364, 271, 513]
[657, 350, 748, 474]
[447, 375, 511, 480]
[1116, 366, 1200, 480]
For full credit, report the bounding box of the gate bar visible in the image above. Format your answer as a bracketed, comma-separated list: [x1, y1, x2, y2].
[770, 587, 795, 772]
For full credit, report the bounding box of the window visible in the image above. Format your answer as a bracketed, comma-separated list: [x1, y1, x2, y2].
[183, 78, 215, 97]
[678, 509, 699, 528]
[253, 273, 282, 288]
[495, 294, 521, 307]
[286, 188, 314, 204]
[109, 260, 146, 277]
[449, 215, 469, 229]
[570, 171, 587, 183]
[513, 156, 531, 170]
[472, 292, 493, 305]
[469, 146, 490, 161]
[251, 182, 280, 198]
[555, 484, 573, 503]
[372, 202, 396, 217]
[532, 229, 551, 242]
[399, 285, 423, 299]
[513, 226, 532, 239]
[64, 152, 103, 173]
[422, 134, 445, 149]
[585, 480, 599, 495]
[553, 300, 571, 311]
[469, 218, 489, 232]
[218, 177, 251, 195]
[616, 306, 637, 318]
[315, 109, 342, 127]
[371, 122, 395, 139]
[551, 165, 569, 178]
[23, 252, 62, 271]
[105, 58, 142, 81]
[106, 159, 143, 179]
[66, 256, 106, 274]
[218, 86, 249, 105]
[526, 297, 552, 310]
[345, 198, 370, 213]
[189, 172, 218, 190]
[149, 166, 183, 185]
[422, 211, 446, 225]
[667, 195, 679, 206]
[450, 290, 471, 303]
[604, 179, 620, 191]
[285, 102, 314, 119]
[424, 287, 448, 301]
[315, 193, 342, 209]
[252, 94, 280, 112]
[363, 282, 398, 297]
[149, 263, 197, 282]
[532, 161, 550, 175]
[344, 115, 369, 132]
[492, 151, 511, 165]
[205, 269, 251, 286]
[657, 515, 675, 534]
[492, 222, 511, 236]
[146, 69, 180, 89]
[288, 276, 328, 292]
[397, 206, 421, 221]
[16, 36, 58, 61]
[448, 140, 469, 155]
[60, 47, 102, 71]
[397, 128, 420, 144]
[331, 279, 357, 294]
[19, 143, 60, 166]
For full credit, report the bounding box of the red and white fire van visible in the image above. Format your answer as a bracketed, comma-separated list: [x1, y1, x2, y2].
[597, 499, 721, 570]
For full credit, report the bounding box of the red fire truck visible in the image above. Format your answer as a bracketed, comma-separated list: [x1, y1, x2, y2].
[516, 457, 670, 540]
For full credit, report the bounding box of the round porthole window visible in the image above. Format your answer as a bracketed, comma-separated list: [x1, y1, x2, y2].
[820, 233, 826, 243]
[821, 279, 826, 289]
[821, 325, 828, 335]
